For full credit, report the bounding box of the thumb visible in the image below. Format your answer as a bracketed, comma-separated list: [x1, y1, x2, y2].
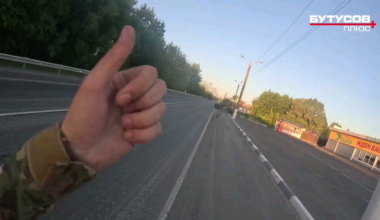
[85, 26, 136, 88]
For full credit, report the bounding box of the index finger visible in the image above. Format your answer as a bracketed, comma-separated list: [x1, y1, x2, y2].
[89, 26, 135, 87]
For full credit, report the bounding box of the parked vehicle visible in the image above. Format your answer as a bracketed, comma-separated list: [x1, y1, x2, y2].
[214, 99, 234, 114]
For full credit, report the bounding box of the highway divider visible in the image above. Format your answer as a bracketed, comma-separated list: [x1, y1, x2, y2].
[229, 114, 314, 220]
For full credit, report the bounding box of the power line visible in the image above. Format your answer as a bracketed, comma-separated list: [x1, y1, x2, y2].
[253, 0, 314, 64]
[252, 0, 352, 76]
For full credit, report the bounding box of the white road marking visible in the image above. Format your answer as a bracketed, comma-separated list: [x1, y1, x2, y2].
[260, 154, 267, 163]
[0, 77, 80, 86]
[270, 169, 284, 184]
[0, 109, 69, 117]
[0, 78, 207, 99]
[273, 132, 374, 193]
[231, 115, 314, 220]
[157, 110, 214, 220]
[290, 196, 314, 220]
[0, 102, 201, 117]
[305, 151, 374, 193]
[252, 144, 258, 151]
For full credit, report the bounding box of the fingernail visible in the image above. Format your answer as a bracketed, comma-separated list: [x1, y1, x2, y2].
[118, 26, 129, 42]
[124, 118, 132, 128]
[124, 131, 133, 140]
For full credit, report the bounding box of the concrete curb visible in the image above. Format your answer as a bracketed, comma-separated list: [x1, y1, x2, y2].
[229, 115, 314, 220]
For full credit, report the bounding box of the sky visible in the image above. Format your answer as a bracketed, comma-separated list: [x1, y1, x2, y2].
[138, 0, 380, 138]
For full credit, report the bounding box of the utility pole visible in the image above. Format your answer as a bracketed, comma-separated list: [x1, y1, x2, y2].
[235, 84, 240, 98]
[234, 83, 240, 108]
[233, 62, 252, 119]
[223, 93, 227, 100]
[232, 55, 263, 119]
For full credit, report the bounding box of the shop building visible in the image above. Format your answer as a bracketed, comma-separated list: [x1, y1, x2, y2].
[237, 103, 251, 113]
[275, 119, 306, 139]
[325, 127, 380, 173]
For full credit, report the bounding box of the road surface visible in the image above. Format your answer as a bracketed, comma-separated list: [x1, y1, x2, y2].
[235, 116, 379, 220]
[1, 66, 377, 220]
[0, 67, 213, 219]
[167, 111, 299, 220]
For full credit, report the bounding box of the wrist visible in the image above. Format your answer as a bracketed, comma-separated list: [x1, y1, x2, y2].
[59, 123, 84, 162]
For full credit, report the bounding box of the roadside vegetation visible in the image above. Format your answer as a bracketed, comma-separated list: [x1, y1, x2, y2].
[246, 90, 340, 138]
[0, 0, 217, 100]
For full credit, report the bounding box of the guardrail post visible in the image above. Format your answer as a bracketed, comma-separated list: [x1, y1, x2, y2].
[22, 63, 25, 69]
[58, 69, 61, 74]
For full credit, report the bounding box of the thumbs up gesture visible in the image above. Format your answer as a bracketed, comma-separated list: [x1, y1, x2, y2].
[61, 26, 167, 172]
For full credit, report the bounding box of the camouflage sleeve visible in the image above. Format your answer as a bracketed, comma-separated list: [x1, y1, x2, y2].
[0, 124, 96, 220]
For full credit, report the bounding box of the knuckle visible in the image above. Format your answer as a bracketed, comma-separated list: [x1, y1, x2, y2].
[131, 114, 144, 127]
[158, 79, 167, 89]
[139, 96, 151, 108]
[138, 123, 162, 144]
[142, 65, 158, 78]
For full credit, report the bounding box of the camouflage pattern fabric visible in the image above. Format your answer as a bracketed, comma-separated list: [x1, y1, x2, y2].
[0, 124, 96, 220]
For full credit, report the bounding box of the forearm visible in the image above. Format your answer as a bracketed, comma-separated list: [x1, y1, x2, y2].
[0, 124, 96, 220]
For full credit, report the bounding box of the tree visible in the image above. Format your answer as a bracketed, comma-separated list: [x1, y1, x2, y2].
[232, 95, 238, 101]
[250, 90, 329, 133]
[285, 98, 328, 134]
[330, 122, 342, 128]
[0, 0, 214, 99]
[250, 90, 292, 118]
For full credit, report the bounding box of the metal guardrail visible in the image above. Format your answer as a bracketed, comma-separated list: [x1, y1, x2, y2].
[0, 53, 90, 75]
[0, 52, 210, 99]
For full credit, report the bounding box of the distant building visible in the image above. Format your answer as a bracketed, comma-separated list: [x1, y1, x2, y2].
[325, 127, 380, 173]
[275, 119, 305, 139]
[237, 103, 251, 113]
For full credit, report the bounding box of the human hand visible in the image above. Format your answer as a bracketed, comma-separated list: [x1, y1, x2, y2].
[61, 26, 167, 172]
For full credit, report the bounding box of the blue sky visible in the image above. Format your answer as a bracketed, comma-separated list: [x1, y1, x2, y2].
[138, 0, 380, 138]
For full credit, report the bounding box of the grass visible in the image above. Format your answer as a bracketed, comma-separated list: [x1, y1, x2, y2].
[248, 114, 275, 128]
[0, 59, 86, 78]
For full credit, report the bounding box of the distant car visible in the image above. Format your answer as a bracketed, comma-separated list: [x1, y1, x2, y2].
[214, 99, 234, 114]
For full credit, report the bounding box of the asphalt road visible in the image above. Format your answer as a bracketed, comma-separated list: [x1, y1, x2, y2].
[167, 111, 299, 220]
[2, 66, 377, 220]
[235, 117, 379, 220]
[0, 67, 214, 219]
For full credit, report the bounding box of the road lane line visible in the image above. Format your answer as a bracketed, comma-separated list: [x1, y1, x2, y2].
[0, 109, 69, 117]
[0, 102, 208, 117]
[271, 170, 284, 184]
[260, 154, 268, 163]
[0, 77, 208, 100]
[0, 77, 80, 86]
[157, 110, 214, 220]
[290, 196, 314, 220]
[273, 131, 374, 193]
[230, 116, 314, 220]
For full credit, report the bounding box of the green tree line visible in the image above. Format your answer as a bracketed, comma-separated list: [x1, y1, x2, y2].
[250, 90, 336, 138]
[0, 0, 216, 99]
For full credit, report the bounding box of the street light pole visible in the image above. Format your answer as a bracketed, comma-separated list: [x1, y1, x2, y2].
[232, 56, 263, 119]
[234, 80, 241, 108]
[233, 63, 252, 119]
[235, 84, 240, 97]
